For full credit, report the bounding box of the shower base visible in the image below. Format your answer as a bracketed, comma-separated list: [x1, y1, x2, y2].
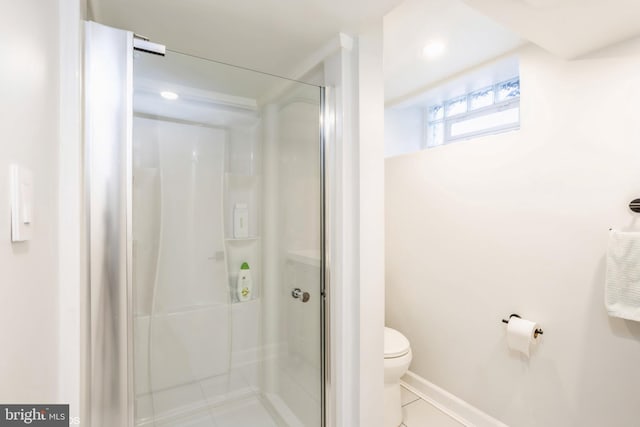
[136, 392, 294, 427]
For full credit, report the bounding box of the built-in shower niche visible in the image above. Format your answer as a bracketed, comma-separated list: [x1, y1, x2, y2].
[224, 173, 261, 303]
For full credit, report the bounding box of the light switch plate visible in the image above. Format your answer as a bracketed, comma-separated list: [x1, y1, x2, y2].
[10, 164, 33, 242]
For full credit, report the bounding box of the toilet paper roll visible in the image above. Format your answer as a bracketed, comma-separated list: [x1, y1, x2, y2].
[506, 317, 539, 357]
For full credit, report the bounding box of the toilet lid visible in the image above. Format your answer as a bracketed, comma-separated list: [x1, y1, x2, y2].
[384, 327, 410, 358]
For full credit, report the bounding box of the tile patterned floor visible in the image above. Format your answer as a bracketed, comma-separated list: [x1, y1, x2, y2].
[400, 385, 463, 427]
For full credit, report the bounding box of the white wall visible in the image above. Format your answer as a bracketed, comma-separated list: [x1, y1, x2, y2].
[311, 29, 386, 427]
[321, 37, 360, 427]
[385, 40, 640, 427]
[357, 21, 386, 427]
[384, 107, 423, 157]
[58, 0, 83, 422]
[0, 0, 61, 401]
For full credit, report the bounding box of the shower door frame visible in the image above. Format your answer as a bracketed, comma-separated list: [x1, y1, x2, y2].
[84, 21, 134, 427]
[85, 21, 330, 427]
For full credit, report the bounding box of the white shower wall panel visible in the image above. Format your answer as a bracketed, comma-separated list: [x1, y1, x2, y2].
[231, 299, 261, 361]
[261, 95, 321, 427]
[228, 125, 261, 176]
[284, 260, 321, 379]
[277, 102, 321, 252]
[151, 119, 227, 313]
[133, 166, 161, 316]
[150, 306, 230, 391]
[134, 315, 151, 396]
[133, 117, 231, 400]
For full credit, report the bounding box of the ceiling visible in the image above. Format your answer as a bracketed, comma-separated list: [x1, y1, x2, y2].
[384, 0, 524, 103]
[462, 0, 640, 60]
[89, 0, 403, 79]
[91, 0, 640, 104]
[385, 0, 640, 103]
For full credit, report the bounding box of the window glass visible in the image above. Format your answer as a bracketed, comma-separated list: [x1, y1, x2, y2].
[428, 105, 444, 121]
[450, 107, 519, 138]
[445, 96, 467, 117]
[427, 121, 444, 147]
[425, 76, 520, 148]
[469, 87, 494, 110]
[496, 79, 520, 102]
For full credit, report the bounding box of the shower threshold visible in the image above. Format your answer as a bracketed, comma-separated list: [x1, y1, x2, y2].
[136, 391, 301, 427]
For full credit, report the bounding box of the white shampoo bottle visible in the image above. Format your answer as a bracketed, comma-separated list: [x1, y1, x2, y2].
[233, 203, 249, 238]
[236, 262, 253, 302]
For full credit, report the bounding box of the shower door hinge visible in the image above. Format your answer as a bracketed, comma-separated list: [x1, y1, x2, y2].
[133, 33, 166, 56]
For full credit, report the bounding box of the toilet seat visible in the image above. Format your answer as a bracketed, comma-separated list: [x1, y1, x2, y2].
[384, 327, 410, 359]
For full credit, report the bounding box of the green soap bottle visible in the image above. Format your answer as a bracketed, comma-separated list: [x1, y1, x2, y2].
[236, 262, 253, 302]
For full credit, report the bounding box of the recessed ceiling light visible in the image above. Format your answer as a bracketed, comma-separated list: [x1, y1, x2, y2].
[160, 91, 179, 100]
[423, 40, 446, 60]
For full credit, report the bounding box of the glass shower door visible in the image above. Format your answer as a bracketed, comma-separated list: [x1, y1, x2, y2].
[131, 49, 323, 427]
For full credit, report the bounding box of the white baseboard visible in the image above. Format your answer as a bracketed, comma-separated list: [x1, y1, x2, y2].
[401, 371, 509, 427]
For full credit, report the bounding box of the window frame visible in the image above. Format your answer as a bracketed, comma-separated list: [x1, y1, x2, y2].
[425, 77, 520, 148]
[445, 97, 520, 142]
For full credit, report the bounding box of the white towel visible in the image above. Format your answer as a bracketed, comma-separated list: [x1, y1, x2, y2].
[605, 230, 640, 321]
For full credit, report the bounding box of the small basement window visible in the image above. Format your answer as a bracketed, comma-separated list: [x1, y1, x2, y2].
[426, 77, 520, 148]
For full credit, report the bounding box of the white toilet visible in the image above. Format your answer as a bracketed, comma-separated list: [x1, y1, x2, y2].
[384, 327, 412, 427]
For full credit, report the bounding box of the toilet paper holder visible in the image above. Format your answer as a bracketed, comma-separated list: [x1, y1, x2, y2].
[501, 314, 544, 338]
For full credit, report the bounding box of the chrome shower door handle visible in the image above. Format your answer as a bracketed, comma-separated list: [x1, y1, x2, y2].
[291, 288, 311, 303]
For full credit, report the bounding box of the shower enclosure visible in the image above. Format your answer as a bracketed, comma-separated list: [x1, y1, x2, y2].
[86, 22, 326, 427]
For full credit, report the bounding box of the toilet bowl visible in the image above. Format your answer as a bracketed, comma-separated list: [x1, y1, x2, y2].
[384, 327, 412, 427]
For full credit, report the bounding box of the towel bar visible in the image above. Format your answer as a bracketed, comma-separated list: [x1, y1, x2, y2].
[501, 313, 544, 338]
